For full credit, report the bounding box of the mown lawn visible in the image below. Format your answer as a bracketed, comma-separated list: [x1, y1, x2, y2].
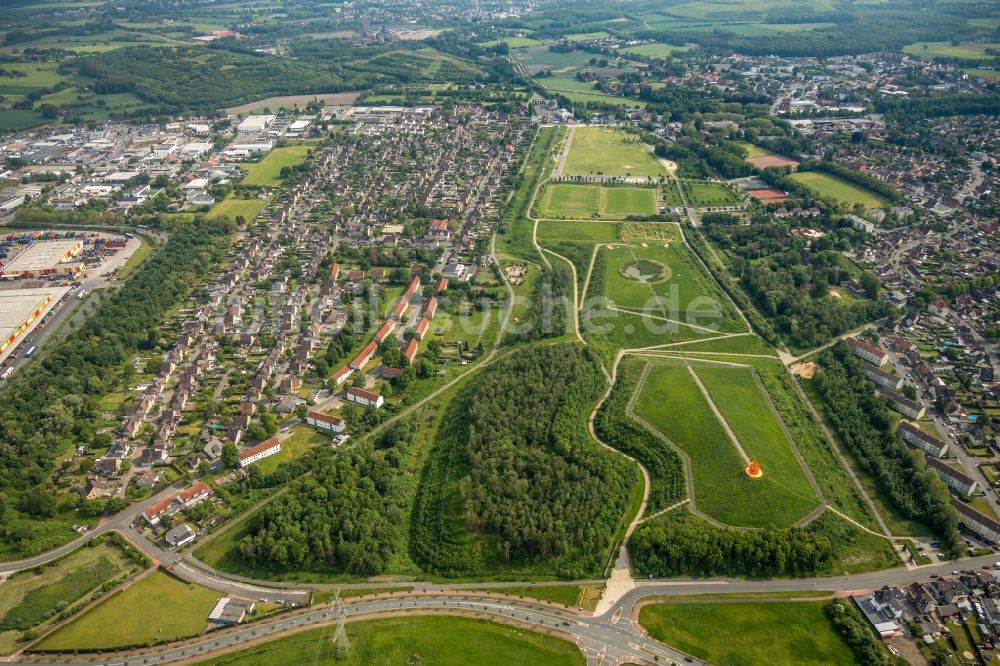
[240, 145, 313, 186]
[209, 195, 268, 222]
[694, 366, 818, 505]
[790, 171, 889, 209]
[254, 425, 330, 475]
[200, 616, 585, 665]
[539, 183, 599, 217]
[601, 187, 657, 217]
[563, 127, 665, 177]
[634, 363, 813, 528]
[536, 220, 620, 243]
[36, 570, 220, 651]
[681, 180, 742, 206]
[639, 600, 860, 666]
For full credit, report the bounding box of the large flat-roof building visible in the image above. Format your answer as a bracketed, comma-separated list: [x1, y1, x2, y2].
[0, 240, 84, 277]
[237, 115, 275, 133]
[0, 291, 54, 352]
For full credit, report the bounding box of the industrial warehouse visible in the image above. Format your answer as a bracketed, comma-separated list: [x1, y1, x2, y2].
[0, 291, 54, 353]
[0, 239, 84, 278]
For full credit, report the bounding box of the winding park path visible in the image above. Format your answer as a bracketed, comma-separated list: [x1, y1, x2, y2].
[0, 128, 933, 665]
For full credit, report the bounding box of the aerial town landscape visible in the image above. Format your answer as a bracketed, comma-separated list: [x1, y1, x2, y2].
[0, 0, 998, 664]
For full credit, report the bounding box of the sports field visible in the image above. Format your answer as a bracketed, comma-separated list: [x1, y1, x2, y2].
[634, 363, 818, 528]
[240, 145, 313, 186]
[36, 570, 220, 651]
[680, 180, 743, 206]
[563, 127, 666, 177]
[603, 187, 657, 216]
[539, 184, 657, 218]
[199, 616, 585, 665]
[790, 171, 889, 208]
[639, 600, 860, 666]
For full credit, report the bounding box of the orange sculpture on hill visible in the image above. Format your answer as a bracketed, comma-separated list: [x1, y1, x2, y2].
[745, 461, 762, 479]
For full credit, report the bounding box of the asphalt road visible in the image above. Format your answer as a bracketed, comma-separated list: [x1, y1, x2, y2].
[11, 595, 702, 666]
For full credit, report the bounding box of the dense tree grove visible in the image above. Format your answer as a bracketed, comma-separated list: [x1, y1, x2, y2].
[0, 218, 232, 552]
[237, 425, 416, 574]
[813, 343, 960, 552]
[595, 361, 685, 512]
[826, 600, 896, 666]
[708, 224, 892, 349]
[630, 511, 834, 578]
[413, 344, 636, 577]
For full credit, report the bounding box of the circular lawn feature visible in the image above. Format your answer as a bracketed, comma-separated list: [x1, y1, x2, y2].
[620, 258, 670, 283]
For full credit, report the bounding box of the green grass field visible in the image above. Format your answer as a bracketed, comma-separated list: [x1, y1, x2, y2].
[563, 127, 666, 177]
[602, 187, 657, 216]
[200, 616, 584, 665]
[694, 366, 818, 503]
[733, 141, 774, 159]
[537, 77, 647, 108]
[904, 41, 1000, 60]
[477, 37, 544, 48]
[681, 180, 743, 206]
[540, 183, 599, 217]
[254, 426, 329, 474]
[536, 220, 620, 243]
[240, 145, 313, 187]
[36, 570, 220, 651]
[0, 541, 135, 655]
[208, 195, 267, 222]
[790, 171, 889, 208]
[634, 363, 816, 528]
[538, 184, 657, 218]
[565, 31, 609, 41]
[590, 241, 743, 333]
[639, 600, 860, 665]
[619, 43, 689, 58]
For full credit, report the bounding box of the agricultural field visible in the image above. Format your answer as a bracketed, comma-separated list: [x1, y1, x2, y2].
[0, 540, 137, 655]
[618, 42, 689, 58]
[563, 127, 666, 177]
[680, 180, 743, 207]
[239, 145, 314, 187]
[538, 184, 657, 219]
[633, 362, 819, 528]
[35, 570, 220, 651]
[790, 171, 890, 208]
[200, 616, 585, 665]
[565, 31, 610, 42]
[208, 195, 268, 222]
[514, 47, 599, 69]
[638, 600, 860, 666]
[477, 37, 544, 48]
[904, 41, 1000, 60]
[0, 62, 64, 99]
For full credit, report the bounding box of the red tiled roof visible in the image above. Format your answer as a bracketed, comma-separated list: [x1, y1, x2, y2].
[239, 437, 280, 460]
